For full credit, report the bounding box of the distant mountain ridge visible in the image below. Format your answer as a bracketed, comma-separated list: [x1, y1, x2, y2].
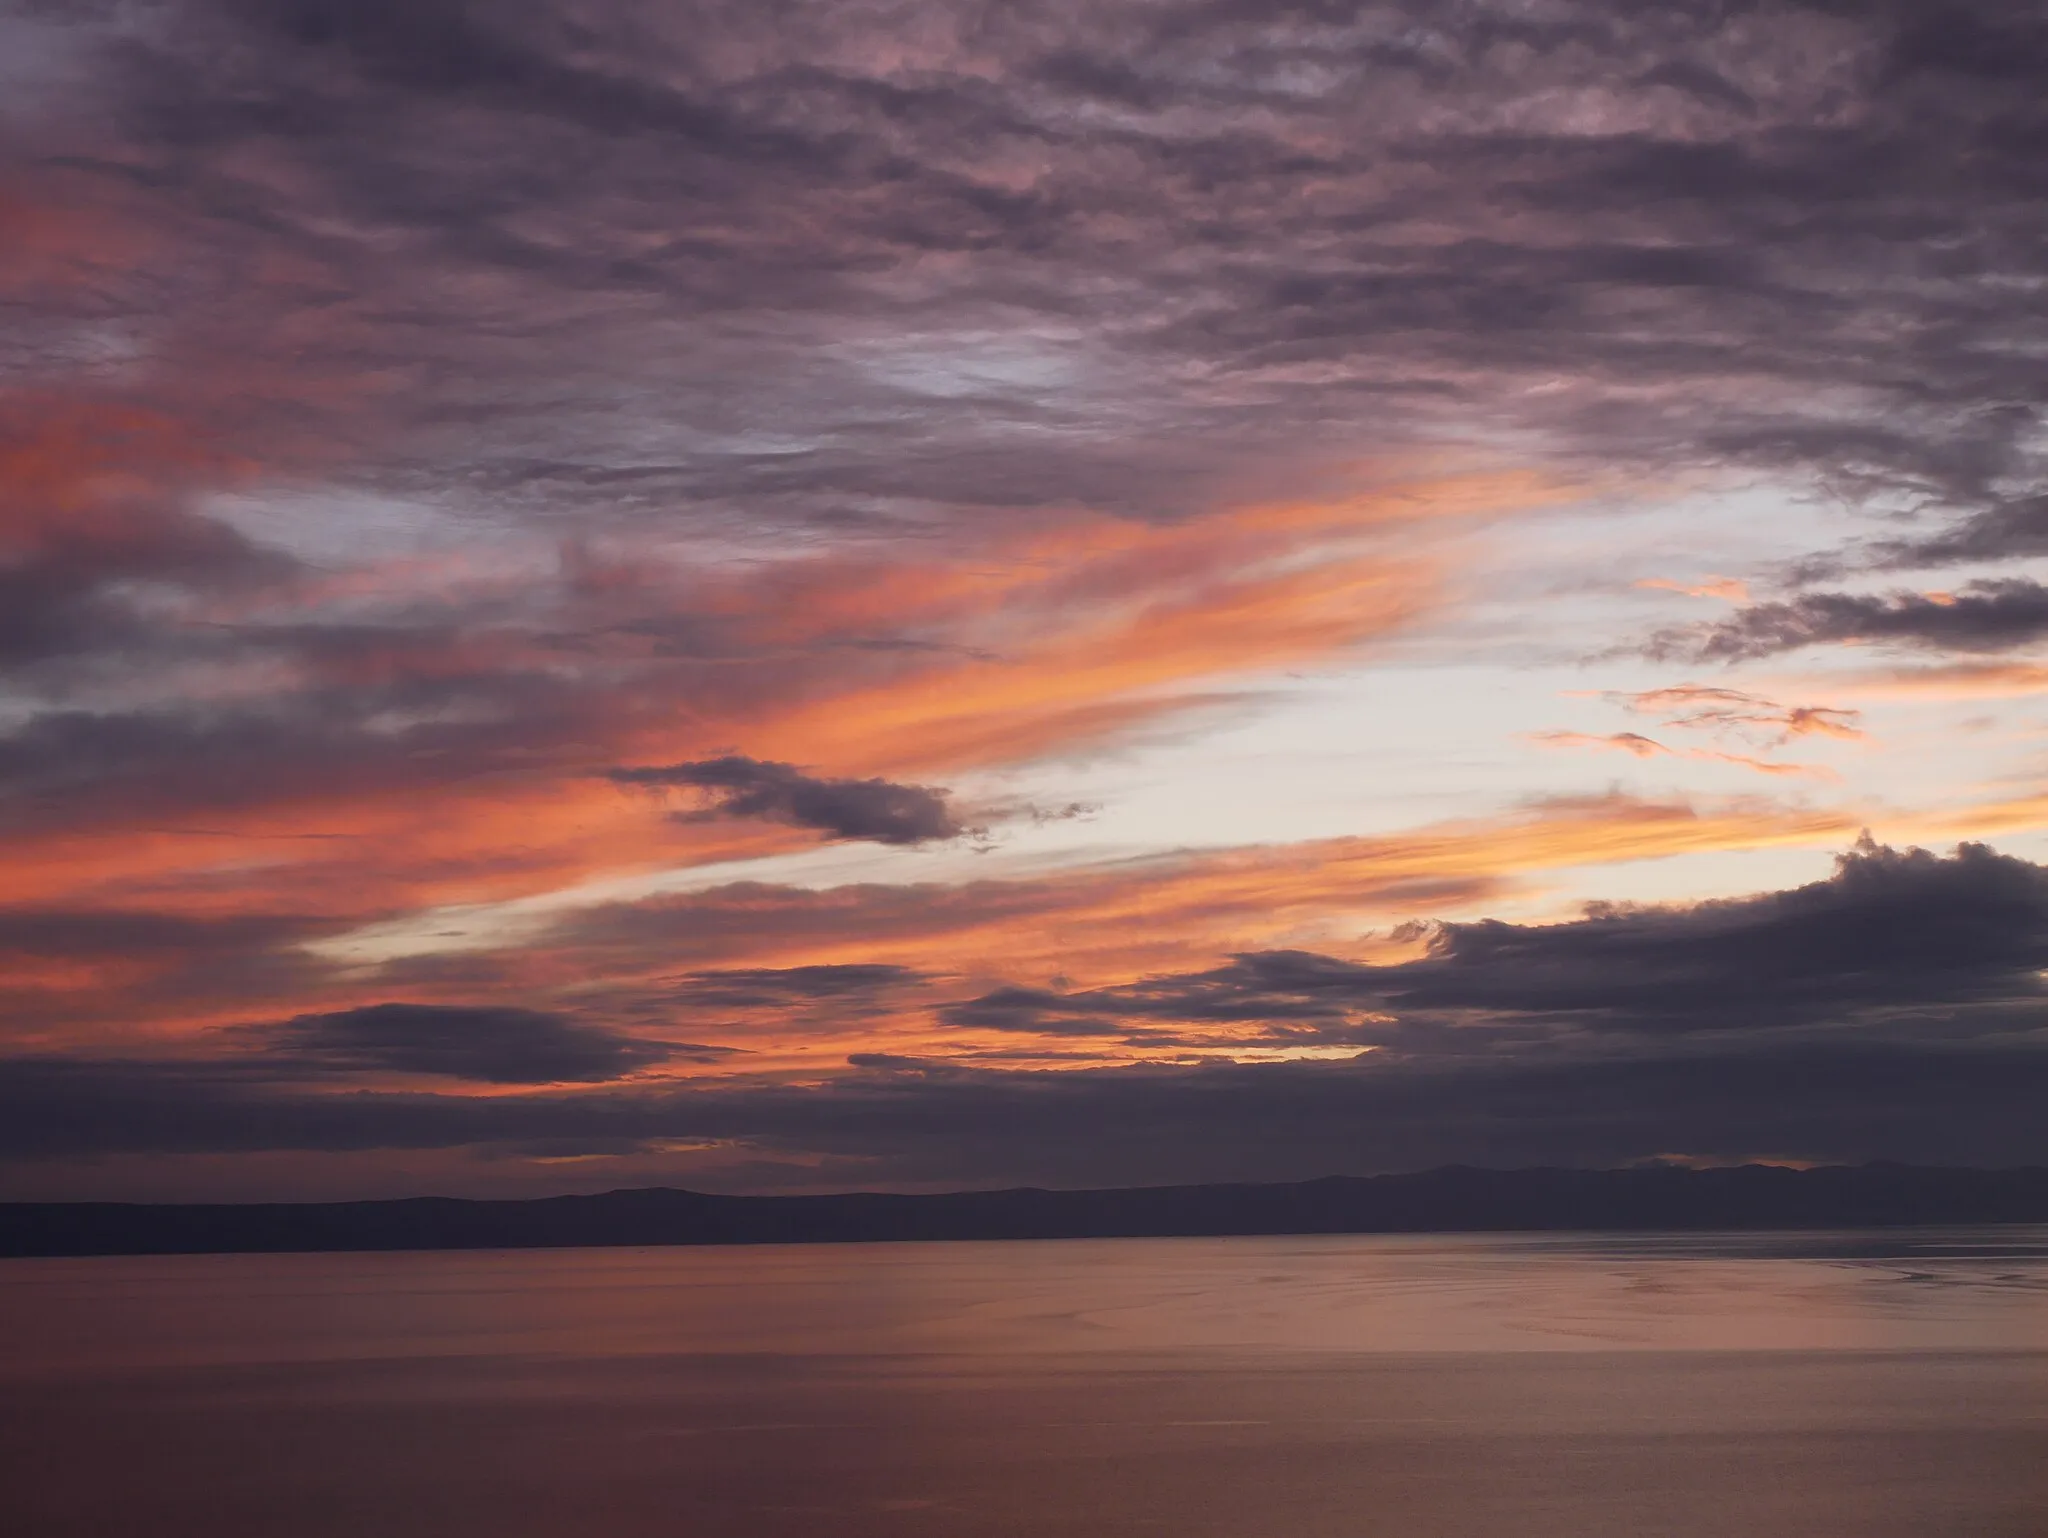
[7, 1163, 2048, 1258]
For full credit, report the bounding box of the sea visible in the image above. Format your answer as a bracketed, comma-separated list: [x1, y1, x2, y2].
[4, 1228, 2046, 1537]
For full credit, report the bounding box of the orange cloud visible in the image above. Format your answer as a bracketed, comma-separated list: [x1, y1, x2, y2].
[1821, 662, 2048, 702]
[1530, 729, 1668, 758]
[1637, 576, 1750, 603]
[1921, 792, 2048, 841]
[1604, 686, 1864, 744]
[1527, 729, 1838, 781]
[8, 781, 1856, 1070]
[4, 469, 1556, 926]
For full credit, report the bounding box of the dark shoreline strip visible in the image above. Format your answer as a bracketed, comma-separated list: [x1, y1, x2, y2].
[7, 1164, 2048, 1258]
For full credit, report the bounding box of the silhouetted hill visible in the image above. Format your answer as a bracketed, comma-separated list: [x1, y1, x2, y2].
[6, 1163, 2048, 1258]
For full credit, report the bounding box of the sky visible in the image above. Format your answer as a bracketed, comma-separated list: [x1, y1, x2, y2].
[5, 0, 2048, 1201]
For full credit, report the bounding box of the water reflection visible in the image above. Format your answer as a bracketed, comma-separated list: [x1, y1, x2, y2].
[4, 1231, 2047, 1537]
[6, 1227, 2047, 1371]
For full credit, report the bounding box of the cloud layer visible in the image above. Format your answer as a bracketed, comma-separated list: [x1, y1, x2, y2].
[251, 1002, 690, 1084]
[1652, 580, 2048, 661]
[6, 1, 2048, 1196]
[944, 839, 2048, 1046]
[611, 756, 967, 844]
[8, 839, 2048, 1191]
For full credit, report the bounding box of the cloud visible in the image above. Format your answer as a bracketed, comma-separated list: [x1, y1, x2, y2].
[251, 1002, 692, 1083]
[0, 904, 348, 1046]
[13, 0, 2024, 893]
[472, 793, 1851, 1019]
[0, 782, 1859, 1106]
[1647, 581, 2048, 661]
[0, 478, 1468, 932]
[11, 839, 2048, 1185]
[1531, 730, 1668, 760]
[941, 838, 2048, 1045]
[1525, 729, 1835, 780]
[1829, 661, 2048, 702]
[27, 0, 2041, 969]
[5, 1038, 2047, 1186]
[0, 401, 287, 668]
[13, 0, 2034, 547]
[1873, 495, 2048, 570]
[937, 987, 1132, 1035]
[0, 907, 313, 964]
[1637, 577, 1750, 603]
[10, 2, 2048, 1195]
[1606, 687, 1864, 744]
[611, 756, 966, 845]
[668, 964, 927, 1008]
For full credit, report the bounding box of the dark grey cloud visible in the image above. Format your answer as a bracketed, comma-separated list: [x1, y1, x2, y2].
[5, 1038, 2048, 1186]
[1875, 494, 2048, 569]
[253, 1002, 690, 1083]
[0, 667, 597, 838]
[945, 840, 2048, 1045]
[0, 506, 276, 669]
[670, 964, 927, 1008]
[611, 756, 966, 844]
[1368, 836, 2048, 1033]
[938, 988, 1130, 1035]
[1647, 579, 2048, 661]
[375, 872, 1096, 988]
[0, 907, 313, 961]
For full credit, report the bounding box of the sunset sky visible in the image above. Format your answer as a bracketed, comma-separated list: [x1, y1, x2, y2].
[6, 0, 2048, 1200]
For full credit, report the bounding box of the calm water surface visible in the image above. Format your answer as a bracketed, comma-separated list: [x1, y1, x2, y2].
[4, 1229, 2046, 1536]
